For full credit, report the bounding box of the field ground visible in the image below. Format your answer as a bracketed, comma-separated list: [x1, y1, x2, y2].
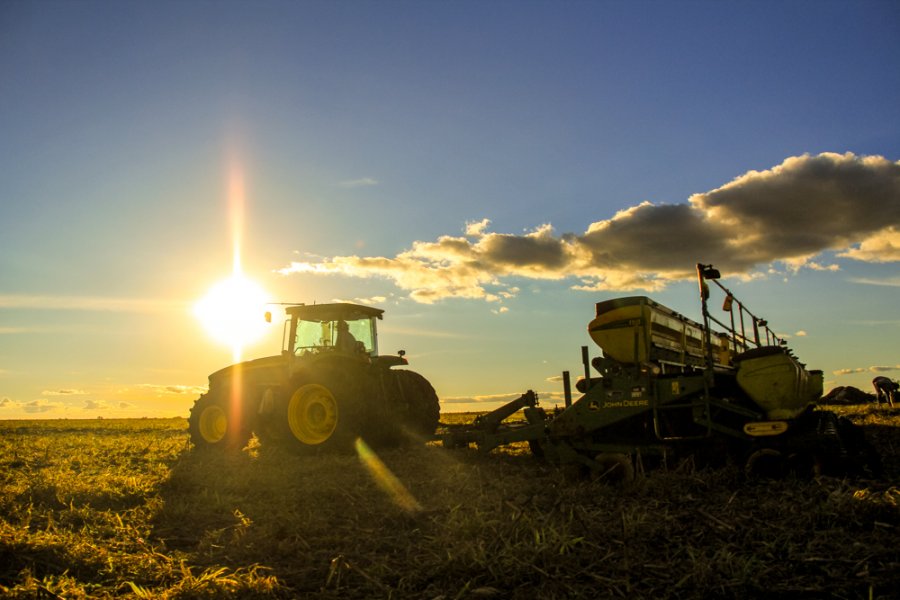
[1, 405, 899, 599]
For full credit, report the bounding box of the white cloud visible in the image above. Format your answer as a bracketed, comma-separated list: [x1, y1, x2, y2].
[0, 327, 30, 334]
[441, 390, 566, 409]
[0, 295, 185, 312]
[833, 368, 868, 375]
[338, 177, 379, 188]
[333, 295, 388, 305]
[849, 276, 900, 288]
[805, 261, 841, 272]
[279, 153, 900, 303]
[42, 389, 87, 396]
[839, 227, 900, 262]
[23, 399, 64, 413]
[379, 326, 466, 339]
[834, 365, 900, 376]
[440, 392, 525, 405]
[137, 384, 207, 396]
[465, 218, 491, 237]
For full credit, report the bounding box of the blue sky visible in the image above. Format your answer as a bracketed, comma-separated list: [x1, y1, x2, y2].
[1, 0, 898, 418]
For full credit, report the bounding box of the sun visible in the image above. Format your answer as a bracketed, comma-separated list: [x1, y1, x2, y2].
[194, 273, 270, 360]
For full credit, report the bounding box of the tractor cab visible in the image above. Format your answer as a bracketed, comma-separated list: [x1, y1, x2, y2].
[284, 303, 384, 358]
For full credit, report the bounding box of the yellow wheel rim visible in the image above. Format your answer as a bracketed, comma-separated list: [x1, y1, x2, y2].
[288, 384, 338, 445]
[198, 404, 227, 443]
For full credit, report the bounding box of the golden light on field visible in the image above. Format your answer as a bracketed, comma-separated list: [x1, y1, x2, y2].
[194, 273, 270, 362]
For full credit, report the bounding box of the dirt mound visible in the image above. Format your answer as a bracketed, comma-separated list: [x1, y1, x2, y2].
[821, 385, 875, 405]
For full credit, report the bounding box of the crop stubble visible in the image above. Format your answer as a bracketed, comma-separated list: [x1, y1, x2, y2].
[1, 406, 899, 599]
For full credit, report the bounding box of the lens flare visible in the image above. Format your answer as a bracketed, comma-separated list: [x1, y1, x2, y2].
[355, 438, 422, 513]
[194, 145, 271, 362]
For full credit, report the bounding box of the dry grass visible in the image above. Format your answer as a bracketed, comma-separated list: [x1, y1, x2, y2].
[1, 405, 899, 599]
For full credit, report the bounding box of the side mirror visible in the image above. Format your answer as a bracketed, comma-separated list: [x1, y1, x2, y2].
[398, 349, 406, 357]
[700, 265, 721, 280]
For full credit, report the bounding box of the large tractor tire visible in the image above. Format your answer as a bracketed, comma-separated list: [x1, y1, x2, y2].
[188, 390, 252, 452]
[394, 370, 440, 440]
[271, 374, 364, 454]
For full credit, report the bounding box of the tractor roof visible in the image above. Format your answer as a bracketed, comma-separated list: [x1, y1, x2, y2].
[284, 303, 384, 322]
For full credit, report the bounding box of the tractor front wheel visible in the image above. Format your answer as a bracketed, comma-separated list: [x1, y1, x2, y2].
[287, 384, 340, 445]
[188, 391, 252, 452]
[273, 376, 362, 454]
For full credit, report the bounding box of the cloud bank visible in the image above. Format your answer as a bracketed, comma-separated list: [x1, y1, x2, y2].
[441, 390, 567, 407]
[0, 295, 185, 312]
[137, 384, 208, 396]
[279, 153, 900, 303]
[834, 365, 900, 376]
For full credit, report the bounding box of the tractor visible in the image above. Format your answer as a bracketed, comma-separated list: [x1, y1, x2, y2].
[442, 264, 881, 479]
[189, 303, 440, 453]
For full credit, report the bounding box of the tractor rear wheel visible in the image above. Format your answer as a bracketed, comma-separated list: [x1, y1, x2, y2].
[394, 370, 440, 440]
[188, 391, 252, 452]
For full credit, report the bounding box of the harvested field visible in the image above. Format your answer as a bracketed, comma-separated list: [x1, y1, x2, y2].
[1, 405, 899, 599]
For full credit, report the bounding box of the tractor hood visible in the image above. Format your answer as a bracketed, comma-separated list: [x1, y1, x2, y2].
[207, 354, 287, 388]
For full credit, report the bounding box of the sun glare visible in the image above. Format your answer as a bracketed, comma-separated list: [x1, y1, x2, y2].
[194, 274, 270, 361]
[194, 145, 272, 361]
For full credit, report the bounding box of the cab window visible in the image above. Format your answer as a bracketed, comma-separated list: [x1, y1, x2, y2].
[294, 317, 376, 355]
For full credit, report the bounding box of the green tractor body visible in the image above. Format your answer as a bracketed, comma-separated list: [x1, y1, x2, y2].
[189, 303, 440, 453]
[442, 264, 879, 479]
